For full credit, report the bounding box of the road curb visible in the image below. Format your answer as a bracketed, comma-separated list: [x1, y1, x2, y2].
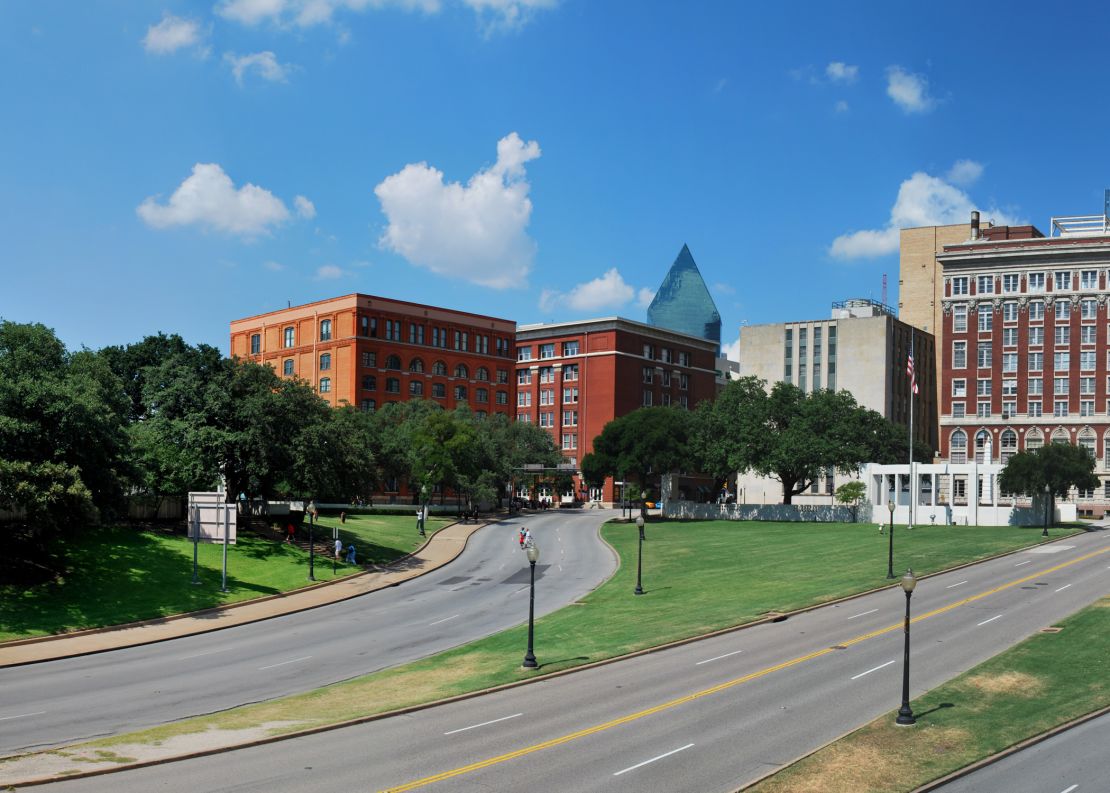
[0, 519, 493, 668]
[3, 525, 1091, 787]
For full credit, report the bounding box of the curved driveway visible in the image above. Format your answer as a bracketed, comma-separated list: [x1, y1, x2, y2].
[27, 531, 1110, 792]
[0, 509, 617, 754]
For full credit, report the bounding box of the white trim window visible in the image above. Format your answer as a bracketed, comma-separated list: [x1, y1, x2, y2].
[952, 378, 967, 397]
[977, 379, 992, 397]
[953, 341, 967, 369]
[1002, 401, 1017, 419]
[1028, 272, 1045, 293]
[977, 275, 995, 294]
[1056, 300, 1071, 321]
[1002, 302, 1018, 322]
[1029, 351, 1044, 371]
[1081, 351, 1096, 370]
[1028, 377, 1043, 395]
[1029, 300, 1045, 320]
[1054, 377, 1069, 395]
[1082, 299, 1098, 320]
[1081, 376, 1096, 395]
[1003, 327, 1018, 347]
[1002, 378, 1018, 396]
[1081, 270, 1098, 290]
[1054, 400, 1069, 417]
[951, 277, 969, 296]
[1082, 325, 1097, 344]
[952, 402, 966, 418]
[977, 401, 991, 418]
[953, 304, 968, 333]
[977, 342, 992, 369]
[1055, 326, 1070, 345]
[1029, 326, 1044, 346]
[1002, 352, 1018, 372]
[1054, 271, 1072, 291]
[1028, 400, 1042, 417]
[978, 310, 993, 333]
[1002, 274, 1020, 293]
[1054, 352, 1070, 371]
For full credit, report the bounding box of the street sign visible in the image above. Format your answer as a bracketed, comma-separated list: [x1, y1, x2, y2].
[187, 492, 237, 544]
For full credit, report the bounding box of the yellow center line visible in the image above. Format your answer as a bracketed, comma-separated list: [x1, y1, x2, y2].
[381, 546, 1110, 792]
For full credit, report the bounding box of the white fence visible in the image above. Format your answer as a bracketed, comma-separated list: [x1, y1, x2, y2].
[664, 501, 863, 523]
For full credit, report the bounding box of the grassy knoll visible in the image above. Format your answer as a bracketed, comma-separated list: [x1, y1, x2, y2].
[748, 597, 1110, 793]
[0, 514, 449, 642]
[82, 519, 1084, 748]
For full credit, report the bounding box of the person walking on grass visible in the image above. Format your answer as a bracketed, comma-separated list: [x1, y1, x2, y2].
[334, 537, 342, 560]
[346, 544, 356, 564]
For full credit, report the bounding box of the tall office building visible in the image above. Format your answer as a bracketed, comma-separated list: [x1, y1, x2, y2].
[646, 244, 722, 354]
[935, 211, 1110, 515]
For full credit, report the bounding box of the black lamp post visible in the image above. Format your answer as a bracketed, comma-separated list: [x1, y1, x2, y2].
[896, 568, 917, 726]
[307, 499, 317, 582]
[522, 542, 539, 668]
[634, 515, 645, 596]
[886, 498, 896, 580]
[419, 484, 428, 537]
[640, 488, 648, 522]
[1043, 483, 1051, 537]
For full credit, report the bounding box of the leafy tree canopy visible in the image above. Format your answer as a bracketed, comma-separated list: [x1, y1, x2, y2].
[998, 443, 1099, 501]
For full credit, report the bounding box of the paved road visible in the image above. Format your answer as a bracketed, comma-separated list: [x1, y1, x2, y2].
[0, 510, 617, 754]
[32, 529, 1110, 793]
[937, 711, 1110, 793]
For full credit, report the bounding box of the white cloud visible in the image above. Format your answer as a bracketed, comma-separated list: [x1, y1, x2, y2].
[825, 61, 858, 84]
[834, 100, 850, 114]
[263, 260, 285, 271]
[217, 0, 554, 30]
[463, 0, 558, 32]
[225, 51, 292, 84]
[316, 264, 344, 279]
[137, 163, 294, 237]
[294, 195, 316, 218]
[829, 166, 1023, 260]
[539, 268, 652, 314]
[886, 66, 935, 114]
[143, 13, 203, 54]
[374, 132, 541, 289]
[711, 282, 735, 295]
[946, 159, 984, 187]
[721, 333, 741, 363]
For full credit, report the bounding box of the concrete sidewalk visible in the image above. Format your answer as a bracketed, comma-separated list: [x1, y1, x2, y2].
[0, 519, 490, 668]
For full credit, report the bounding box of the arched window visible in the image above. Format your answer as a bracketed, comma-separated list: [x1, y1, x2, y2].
[409, 358, 424, 373]
[1000, 429, 1017, 464]
[1026, 428, 1043, 451]
[1051, 428, 1070, 445]
[386, 355, 401, 370]
[454, 363, 469, 379]
[975, 429, 992, 463]
[319, 377, 331, 394]
[319, 353, 331, 371]
[476, 367, 490, 382]
[432, 360, 448, 376]
[410, 381, 424, 396]
[950, 430, 967, 464]
[284, 326, 295, 348]
[320, 319, 332, 341]
[1078, 427, 1096, 458]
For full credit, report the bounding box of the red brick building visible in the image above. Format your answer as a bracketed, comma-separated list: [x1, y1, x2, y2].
[937, 213, 1110, 513]
[515, 317, 719, 504]
[230, 293, 516, 417]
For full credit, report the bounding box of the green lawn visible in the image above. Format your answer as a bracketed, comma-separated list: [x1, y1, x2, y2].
[0, 514, 450, 642]
[749, 597, 1110, 793]
[87, 519, 1086, 748]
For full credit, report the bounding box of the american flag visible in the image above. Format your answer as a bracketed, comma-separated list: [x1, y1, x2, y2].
[907, 352, 919, 395]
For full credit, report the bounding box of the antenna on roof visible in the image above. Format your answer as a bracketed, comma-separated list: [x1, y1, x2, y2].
[287, 299, 291, 308]
[881, 273, 888, 306]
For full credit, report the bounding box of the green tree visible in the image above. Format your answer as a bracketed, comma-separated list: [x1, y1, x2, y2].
[589, 407, 695, 493]
[697, 377, 907, 504]
[998, 444, 1099, 523]
[0, 321, 129, 541]
[835, 480, 868, 521]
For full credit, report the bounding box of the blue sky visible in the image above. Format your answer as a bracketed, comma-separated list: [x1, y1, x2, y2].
[4, 1, 1110, 358]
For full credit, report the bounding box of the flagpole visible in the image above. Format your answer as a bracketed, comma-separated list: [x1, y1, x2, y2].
[908, 333, 915, 531]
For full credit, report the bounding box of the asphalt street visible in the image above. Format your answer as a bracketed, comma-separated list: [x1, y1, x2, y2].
[0, 509, 617, 754]
[32, 528, 1110, 793]
[937, 710, 1110, 793]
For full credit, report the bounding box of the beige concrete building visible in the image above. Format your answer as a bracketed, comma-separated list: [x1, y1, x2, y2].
[899, 222, 979, 410]
[735, 299, 935, 504]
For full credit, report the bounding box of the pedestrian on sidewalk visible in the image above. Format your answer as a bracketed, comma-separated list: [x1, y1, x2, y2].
[519, 527, 526, 548]
[522, 527, 533, 548]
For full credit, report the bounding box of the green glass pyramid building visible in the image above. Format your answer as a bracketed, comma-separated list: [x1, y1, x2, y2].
[646, 244, 722, 354]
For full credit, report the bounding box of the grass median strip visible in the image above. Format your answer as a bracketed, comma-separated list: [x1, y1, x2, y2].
[45, 520, 1082, 759]
[0, 514, 449, 642]
[746, 597, 1110, 793]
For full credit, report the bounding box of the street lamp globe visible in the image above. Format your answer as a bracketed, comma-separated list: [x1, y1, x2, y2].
[526, 543, 539, 564]
[900, 568, 917, 594]
[636, 515, 645, 534]
[887, 499, 895, 515]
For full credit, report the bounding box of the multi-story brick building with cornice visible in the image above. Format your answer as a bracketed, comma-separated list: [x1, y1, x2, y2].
[514, 317, 719, 505]
[230, 293, 517, 417]
[936, 211, 1110, 514]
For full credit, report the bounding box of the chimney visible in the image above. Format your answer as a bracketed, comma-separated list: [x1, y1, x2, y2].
[970, 210, 981, 240]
